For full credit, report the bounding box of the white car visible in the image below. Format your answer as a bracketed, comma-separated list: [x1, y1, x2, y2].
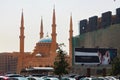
[62, 77, 76, 80]
[27, 77, 43, 80]
[43, 76, 59, 80]
[80, 77, 98, 80]
[5, 74, 28, 80]
[105, 76, 118, 80]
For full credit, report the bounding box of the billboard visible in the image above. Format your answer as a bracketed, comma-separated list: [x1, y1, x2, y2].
[74, 48, 117, 65]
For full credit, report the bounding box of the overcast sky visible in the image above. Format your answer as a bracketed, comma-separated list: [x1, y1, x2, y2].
[0, 0, 120, 53]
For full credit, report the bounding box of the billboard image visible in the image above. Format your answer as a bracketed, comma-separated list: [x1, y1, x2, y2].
[74, 48, 117, 65]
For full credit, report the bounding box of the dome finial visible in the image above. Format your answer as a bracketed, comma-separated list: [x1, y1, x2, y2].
[38, 32, 52, 43]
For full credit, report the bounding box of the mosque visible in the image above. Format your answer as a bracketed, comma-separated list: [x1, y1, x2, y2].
[17, 8, 73, 74]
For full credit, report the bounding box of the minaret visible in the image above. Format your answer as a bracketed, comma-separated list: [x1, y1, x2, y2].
[51, 7, 57, 52]
[69, 14, 73, 66]
[20, 10, 25, 53]
[17, 10, 25, 73]
[40, 17, 44, 39]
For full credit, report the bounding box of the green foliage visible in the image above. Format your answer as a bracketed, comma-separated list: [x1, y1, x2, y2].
[111, 57, 120, 75]
[53, 43, 69, 76]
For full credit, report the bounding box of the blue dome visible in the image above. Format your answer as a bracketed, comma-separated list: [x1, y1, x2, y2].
[38, 37, 52, 43]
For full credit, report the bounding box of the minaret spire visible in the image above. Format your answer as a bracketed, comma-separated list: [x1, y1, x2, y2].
[70, 13, 73, 32]
[69, 13, 73, 66]
[51, 6, 57, 44]
[52, 7, 56, 27]
[51, 6, 57, 56]
[17, 10, 25, 74]
[40, 17, 44, 39]
[20, 10, 25, 53]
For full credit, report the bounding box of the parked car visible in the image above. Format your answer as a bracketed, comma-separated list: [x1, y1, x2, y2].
[0, 76, 17, 80]
[5, 74, 23, 77]
[26, 76, 42, 80]
[69, 74, 77, 78]
[98, 77, 109, 80]
[0, 76, 10, 80]
[29, 74, 46, 77]
[80, 77, 100, 80]
[74, 75, 86, 80]
[44, 77, 59, 80]
[105, 76, 118, 80]
[5, 74, 27, 80]
[11, 77, 28, 80]
[62, 76, 76, 80]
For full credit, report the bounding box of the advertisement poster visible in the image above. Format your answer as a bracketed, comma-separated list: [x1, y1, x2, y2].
[74, 48, 117, 65]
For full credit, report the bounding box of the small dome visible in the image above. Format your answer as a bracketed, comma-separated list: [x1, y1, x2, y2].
[38, 37, 52, 43]
[36, 53, 42, 57]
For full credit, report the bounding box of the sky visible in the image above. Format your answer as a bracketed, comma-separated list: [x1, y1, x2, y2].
[0, 0, 120, 53]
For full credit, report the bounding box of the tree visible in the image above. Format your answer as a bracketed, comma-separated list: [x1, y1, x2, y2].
[111, 57, 120, 75]
[53, 43, 69, 80]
